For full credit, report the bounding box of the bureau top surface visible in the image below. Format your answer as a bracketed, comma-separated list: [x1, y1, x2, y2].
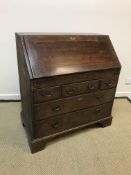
[20, 34, 121, 79]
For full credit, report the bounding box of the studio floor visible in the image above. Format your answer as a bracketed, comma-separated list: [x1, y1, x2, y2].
[0, 99, 131, 175]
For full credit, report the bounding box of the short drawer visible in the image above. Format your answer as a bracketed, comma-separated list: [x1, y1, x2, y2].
[33, 86, 61, 103]
[34, 88, 116, 120]
[35, 102, 112, 138]
[62, 80, 99, 97]
[100, 77, 118, 90]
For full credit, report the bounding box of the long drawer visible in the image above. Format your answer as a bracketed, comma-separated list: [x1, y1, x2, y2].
[35, 102, 113, 138]
[34, 88, 115, 120]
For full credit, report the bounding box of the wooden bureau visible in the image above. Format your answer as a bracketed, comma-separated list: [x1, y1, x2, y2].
[15, 33, 121, 153]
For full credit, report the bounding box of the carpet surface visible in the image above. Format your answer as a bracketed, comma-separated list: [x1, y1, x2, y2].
[0, 99, 131, 175]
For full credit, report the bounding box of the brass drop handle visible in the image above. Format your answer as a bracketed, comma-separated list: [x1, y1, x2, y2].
[52, 105, 61, 112]
[88, 84, 95, 90]
[52, 121, 61, 128]
[66, 88, 75, 94]
[95, 108, 101, 113]
[41, 91, 52, 97]
[106, 81, 112, 87]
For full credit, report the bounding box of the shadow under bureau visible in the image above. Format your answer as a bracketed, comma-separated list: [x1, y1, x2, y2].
[15, 33, 121, 153]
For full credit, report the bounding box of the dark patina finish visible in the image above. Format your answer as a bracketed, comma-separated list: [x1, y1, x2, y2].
[16, 33, 121, 153]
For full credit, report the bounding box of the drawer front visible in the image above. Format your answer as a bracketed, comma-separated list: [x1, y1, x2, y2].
[35, 102, 112, 138]
[34, 88, 115, 120]
[62, 80, 99, 97]
[66, 102, 112, 129]
[35, 117, 66, 138]
[100, 77, 118, 90]
[33, 86, 61, 103]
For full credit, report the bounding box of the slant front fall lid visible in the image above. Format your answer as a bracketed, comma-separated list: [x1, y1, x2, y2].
[23, 34, 121, 79]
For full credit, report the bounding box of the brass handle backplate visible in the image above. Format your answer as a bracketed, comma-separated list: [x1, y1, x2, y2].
[66, 88, 75, 94]
[52, 105, 61, 112]
[41, 91, 52, 97]
[95, 108, 101, 113]
[105, 81, 112, 87]
[88, 84, 95, 90]
[52, 121, 61, 128]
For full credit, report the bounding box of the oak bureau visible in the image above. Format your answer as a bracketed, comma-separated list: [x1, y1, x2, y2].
[15, 33, 121, 153]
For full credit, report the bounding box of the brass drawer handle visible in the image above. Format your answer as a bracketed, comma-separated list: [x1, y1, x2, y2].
[96, 95, 104, 100]
[88, 84, 95, 90]
[52, 105, 61, 112]
[52, 121, 61, 128]
[95, 108, 101, 113]
[41, 91, 52, 97]
[105, 81, 112, 87]
[66, 88, 75, 95]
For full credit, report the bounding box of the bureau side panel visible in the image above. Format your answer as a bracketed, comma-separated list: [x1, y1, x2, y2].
[15, 34, 34, 139]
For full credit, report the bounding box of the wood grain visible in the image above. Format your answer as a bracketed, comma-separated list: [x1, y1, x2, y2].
[15, 33, 121, 153]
